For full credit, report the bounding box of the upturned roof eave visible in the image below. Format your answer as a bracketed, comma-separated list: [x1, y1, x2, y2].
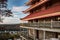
[23, 0, 48, 13]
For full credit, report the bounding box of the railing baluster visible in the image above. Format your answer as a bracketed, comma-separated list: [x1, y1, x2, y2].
[52, 21, 60, 28]
[51, 20, 53, 28]
[20, 21, 60, 28]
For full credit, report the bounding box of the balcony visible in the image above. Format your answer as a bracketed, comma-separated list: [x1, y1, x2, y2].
[20, 21, 60, 29]
[20, 32, 60, 40]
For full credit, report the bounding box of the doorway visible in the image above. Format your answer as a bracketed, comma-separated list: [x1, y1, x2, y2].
[36, 30, 39, 39]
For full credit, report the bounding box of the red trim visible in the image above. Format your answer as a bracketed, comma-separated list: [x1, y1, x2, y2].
[22, 5, 60, 20]
[24, 0, 48, 13]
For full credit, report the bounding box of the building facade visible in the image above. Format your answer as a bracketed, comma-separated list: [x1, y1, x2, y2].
[20, 0, 60, 40]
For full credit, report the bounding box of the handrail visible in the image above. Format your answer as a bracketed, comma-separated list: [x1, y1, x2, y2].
[20, 21, 60, 28]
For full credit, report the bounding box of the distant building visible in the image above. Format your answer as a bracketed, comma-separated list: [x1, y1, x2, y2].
[20, 0, 60, 40]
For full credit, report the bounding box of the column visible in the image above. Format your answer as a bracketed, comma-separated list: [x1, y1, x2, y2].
[27, 29, 29, 37]
[33, 29, 36, 40]
[43, 31, 46, 40]
[22, 38, 24, 40]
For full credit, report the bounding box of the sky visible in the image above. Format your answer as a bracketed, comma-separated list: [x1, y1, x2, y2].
[1, 0, 29, 24]
[7, 0, 29, 18]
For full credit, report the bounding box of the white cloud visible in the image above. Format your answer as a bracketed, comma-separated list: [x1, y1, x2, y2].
[0, 6, 29, 24]
[2, 17, 20, 24]
[11, 6, 29, 18]
[1, 16, 27, 24]
[13, 14, 19, 18]
[12, 6, 29, 12]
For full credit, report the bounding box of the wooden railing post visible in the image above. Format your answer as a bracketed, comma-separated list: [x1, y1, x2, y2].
[38, 20, 40, 28]
[33, 29, 36, 40]
[44, 20, 45, 27]
[51, 19, 53, 28]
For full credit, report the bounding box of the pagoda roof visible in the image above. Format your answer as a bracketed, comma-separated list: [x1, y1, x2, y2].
[25, 0, 33, 5]
[22, 5, 60, 20]
[24, 0, 48, 13]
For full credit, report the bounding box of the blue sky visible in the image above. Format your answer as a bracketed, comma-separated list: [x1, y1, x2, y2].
[7, 0, 29, 18]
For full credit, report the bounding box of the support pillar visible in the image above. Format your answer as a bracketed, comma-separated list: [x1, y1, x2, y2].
[22, 38, 24, 40]
[33, 29, 36, 40]
[27, 29, 29, 38]
[43, 31, 46, 40]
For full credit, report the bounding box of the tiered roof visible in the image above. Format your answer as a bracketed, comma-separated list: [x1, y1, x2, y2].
[22, 5, 60, 20]
[24, 0, 48, 13]
[22, 0, 60, 20]
[26, 0, 33, 5]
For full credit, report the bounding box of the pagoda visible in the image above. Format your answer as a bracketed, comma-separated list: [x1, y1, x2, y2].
[20, 0, 60, 40]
